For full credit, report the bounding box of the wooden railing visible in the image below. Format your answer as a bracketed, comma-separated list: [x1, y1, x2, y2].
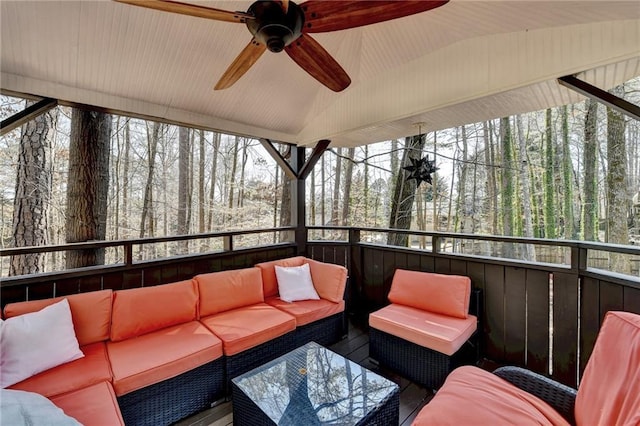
[2, 225, 640, 388]
[0, 227, 297, 306]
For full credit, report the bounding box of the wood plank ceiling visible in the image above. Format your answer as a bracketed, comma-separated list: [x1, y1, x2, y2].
[1, 1, 639, 147]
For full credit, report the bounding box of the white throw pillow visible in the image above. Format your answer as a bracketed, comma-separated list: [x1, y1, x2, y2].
[275, 263, 320, 303]
[0, 298, 84, 388]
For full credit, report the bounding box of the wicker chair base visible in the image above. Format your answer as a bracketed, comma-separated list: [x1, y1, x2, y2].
[369, 328, 477, 389]
[226, 331, 296, 390]
[294, 311, 345, 347]
[117, 357, 225, 426]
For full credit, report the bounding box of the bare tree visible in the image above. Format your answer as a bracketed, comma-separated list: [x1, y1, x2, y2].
[387, 135, 425, 246]
[582, 99, 598, 241]
[10, 103, 58, 275]
[65, 109, 111, 268]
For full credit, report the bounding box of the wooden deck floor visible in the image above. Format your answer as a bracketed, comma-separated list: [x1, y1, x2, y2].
[177, 314, 436, 426]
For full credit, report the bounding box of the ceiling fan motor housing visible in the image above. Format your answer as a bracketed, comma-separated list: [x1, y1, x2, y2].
[246, 1, 304, 52]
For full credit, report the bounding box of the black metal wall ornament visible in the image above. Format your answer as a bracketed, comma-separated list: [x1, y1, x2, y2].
[403, 155, 438, 187]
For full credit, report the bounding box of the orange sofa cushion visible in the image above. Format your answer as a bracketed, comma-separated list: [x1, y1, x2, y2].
[255, 256, 306, 298]
[110, 280, 198, 342]
[413, 366, 570, 426]
[107, 320, 223, 396]
[196, 267, 264, 317]
[51, 381, 125, 426]
[575, 311, 640, 426]
[370, 304, 477, 356]
[265, 296, 345, 326]
[305, 258, 347, 303]
[200, 303, 296, 356]
[3, 290, 112, 346]
[8, 342, 111, 398]
[388, 269, 470, 319]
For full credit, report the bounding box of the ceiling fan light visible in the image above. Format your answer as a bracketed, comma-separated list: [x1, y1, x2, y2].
[246, 0, 304, 53]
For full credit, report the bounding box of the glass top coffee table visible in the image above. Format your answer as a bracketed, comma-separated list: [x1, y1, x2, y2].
[231, 342, 399, 425]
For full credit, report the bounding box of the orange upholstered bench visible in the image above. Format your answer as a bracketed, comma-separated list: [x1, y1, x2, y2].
[369, 269, 480, 389]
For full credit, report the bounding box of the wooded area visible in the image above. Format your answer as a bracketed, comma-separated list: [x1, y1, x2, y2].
[1, 78, 639, 277]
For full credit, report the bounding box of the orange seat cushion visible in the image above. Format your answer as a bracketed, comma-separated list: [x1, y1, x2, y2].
[255, 256, 306, 298]
[265, 296, 345, 326]
[369, 304, 477, 356]
[575, 311, 640, 426]
[196, 267, 264, 316]
[388, 269, 471, 319]
[107, 321, 223, 396]
[110, 280, 198, 342]
[51, 381, 125, 426]
[305, 258, 347, 303]
[200, 303, 296, 356]
[413, 366, 569, 425]
[8, 342, 111, 398]
[3, 290, 112, 346]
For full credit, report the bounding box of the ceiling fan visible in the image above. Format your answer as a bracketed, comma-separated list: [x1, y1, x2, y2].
[114, 0, 449, 92]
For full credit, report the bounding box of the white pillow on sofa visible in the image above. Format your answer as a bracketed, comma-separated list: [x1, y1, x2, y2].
[275, 263, 320, 303]
[1, 298, 84, 388]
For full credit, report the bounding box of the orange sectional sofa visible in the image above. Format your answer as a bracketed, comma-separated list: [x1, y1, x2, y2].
[1, 256, 347, 426]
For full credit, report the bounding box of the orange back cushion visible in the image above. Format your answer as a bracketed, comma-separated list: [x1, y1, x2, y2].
[110, 280, 198, 342]
[255, 256, 306, 298]
[3, 290, 112, 346]
[388, 269, 470, 319]
[196, 267, 264, 317]
[305, 259, 347, 303]
[575, 311, 640, 426]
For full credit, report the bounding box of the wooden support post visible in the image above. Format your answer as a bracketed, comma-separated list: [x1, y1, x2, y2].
[292, 147, 307, 255]
[558, 75, 640, 121]
[1, 98, 58, 136]
[223, 235, 233, 252]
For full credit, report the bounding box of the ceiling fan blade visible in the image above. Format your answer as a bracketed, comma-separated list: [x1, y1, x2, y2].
[113, 0, 253, 23]
[300, 1, 448, 33]
[279, 0, 290, 13]
[285, 34, 350, 92]
[215, 39, 267, 90]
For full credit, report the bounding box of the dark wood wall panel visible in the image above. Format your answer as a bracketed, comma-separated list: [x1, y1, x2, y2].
[624, 286, 640, 314]
[552, 272, 579, 388]
[382, 250, 396, 300]
[580, 277, 600, 375]
[525, 269, 550, 375]
[504, 267, 526, 365]
[450, 259, 468, 276]
[420, 255, 435, 272]
[599, 281, 624, 321]
[434, 257, 450, 274]
[483, 264, 505, 361]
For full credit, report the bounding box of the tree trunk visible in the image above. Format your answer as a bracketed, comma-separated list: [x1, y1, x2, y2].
[331, 148, 342, 225]
[544, 109, 556, 239]
[198, 130, 205, 234]
[582, 99, 598, 241]
[606, 85, 630, 272]
[140, 122, 160, 239]
[561, 105, 576, 239]
[122, 119, 131, 238]
[10, 102, 58, 275]
[177, 126, 190, 238]
[65, 109, 111, 268]
[516, 115, 536, 260]
[387, 135, 425, 246]
[500, 117, 515, 258]
[341, 148, 355, 226]
[207, 132, 220, 230]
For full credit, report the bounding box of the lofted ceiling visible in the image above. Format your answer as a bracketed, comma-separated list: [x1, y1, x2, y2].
[1, 0, 639, 147]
